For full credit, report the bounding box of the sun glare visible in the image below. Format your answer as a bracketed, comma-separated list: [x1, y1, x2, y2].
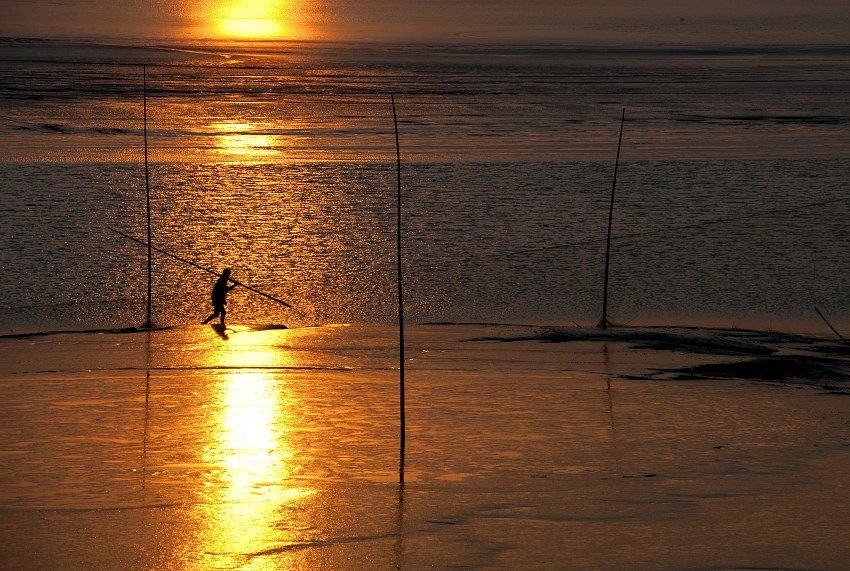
[218, 17, 283, 38]
[212, 0, 290, 39]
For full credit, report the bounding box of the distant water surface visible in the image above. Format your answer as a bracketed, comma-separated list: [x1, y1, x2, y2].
[1, 39, 849, 333]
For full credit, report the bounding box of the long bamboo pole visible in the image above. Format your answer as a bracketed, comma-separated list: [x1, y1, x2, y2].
[391, 94, 405, 483]
[597, 108, 625, 330]
[109, 227, 294, 309]
[143, 65, 153, 329]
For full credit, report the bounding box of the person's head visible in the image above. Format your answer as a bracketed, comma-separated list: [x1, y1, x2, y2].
[222, 268, 231, 277]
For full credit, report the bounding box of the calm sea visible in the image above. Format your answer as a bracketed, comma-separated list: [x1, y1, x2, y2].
[1, 38, 849, 333]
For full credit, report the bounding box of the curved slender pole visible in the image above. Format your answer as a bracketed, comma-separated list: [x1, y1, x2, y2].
[392, 94, 405, 484]
[143, 65, 153, 329]
[598, 108, 625, 330]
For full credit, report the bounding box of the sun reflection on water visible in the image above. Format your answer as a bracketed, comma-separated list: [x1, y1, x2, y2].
[200, 329, 313, 569]
[212, 122, 279, 159]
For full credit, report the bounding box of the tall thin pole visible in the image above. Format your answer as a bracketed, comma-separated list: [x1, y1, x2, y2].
[391, 94, 405, 483]
[143, 65, 153, 329]
[598, 108, 625, 330]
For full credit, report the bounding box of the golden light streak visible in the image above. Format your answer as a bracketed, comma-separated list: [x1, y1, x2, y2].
[212, 121, 279, 158]
[200, 329, 314, 568]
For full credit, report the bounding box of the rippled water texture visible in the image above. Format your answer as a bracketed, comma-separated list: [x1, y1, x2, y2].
[2, 40, 849, 332]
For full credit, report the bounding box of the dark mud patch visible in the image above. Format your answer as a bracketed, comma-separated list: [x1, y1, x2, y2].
[661, 355, 850, 393]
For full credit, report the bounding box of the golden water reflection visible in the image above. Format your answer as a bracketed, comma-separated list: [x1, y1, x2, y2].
[199, 329, 314, 569]
[212, 121, 279, 159]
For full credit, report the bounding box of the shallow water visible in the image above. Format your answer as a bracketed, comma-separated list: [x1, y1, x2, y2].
[1, 324, 849, 570]
[4, 39, 850, 568]
[2, 40, 850, 334]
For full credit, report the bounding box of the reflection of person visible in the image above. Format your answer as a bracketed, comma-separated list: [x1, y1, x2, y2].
[202, 268, 237, 325]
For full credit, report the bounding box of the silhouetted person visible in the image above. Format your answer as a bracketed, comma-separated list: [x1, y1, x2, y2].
[202, 268, 237, 325]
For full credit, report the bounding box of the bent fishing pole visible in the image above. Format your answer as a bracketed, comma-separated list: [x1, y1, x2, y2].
[108, 227, 293, 309]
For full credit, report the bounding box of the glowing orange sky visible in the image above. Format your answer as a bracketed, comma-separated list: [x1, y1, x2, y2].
[0, 0, 848, 43]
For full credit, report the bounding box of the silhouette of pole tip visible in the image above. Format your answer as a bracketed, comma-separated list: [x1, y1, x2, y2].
[108, 227, 294, 310]
[814, 306, 846, 343]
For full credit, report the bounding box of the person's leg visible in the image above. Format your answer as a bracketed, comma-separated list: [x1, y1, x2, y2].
[202, 307, 221, 324]
[219, 305, 226, 325]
